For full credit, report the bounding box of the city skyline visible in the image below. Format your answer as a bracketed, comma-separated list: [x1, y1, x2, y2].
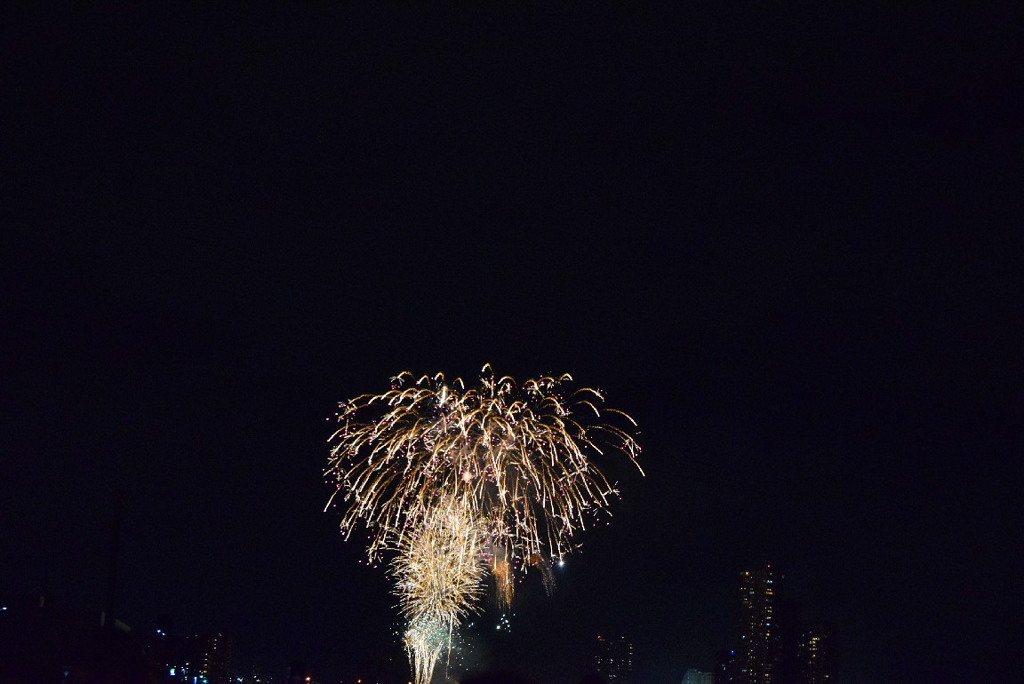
[714, 565, 836, 684]
[2, 563, 837, 682]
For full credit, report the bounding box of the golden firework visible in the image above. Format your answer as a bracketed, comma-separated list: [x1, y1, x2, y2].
[325, 365, 642, 683]
[391, 495, 485, 684]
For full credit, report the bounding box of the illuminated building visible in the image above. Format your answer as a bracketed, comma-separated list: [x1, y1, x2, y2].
[167, 632, 233, 684]
[197, 632, 232, 684]
[724, 568, 837, 684]
[595, 636, 633, 684]
[796, 623, 835, 684]
[736, 565, 782, 684]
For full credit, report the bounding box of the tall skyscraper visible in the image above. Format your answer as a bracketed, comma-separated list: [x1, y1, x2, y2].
[736, 565, 782, 684]
[595, 636, 633, 684]
[723, 567, 837, 684]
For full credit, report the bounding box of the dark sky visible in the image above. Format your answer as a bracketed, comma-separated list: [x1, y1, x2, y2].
[1, 5, 1020, 684]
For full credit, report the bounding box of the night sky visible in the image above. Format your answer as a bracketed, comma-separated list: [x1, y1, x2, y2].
[2, 6, 1020, 684]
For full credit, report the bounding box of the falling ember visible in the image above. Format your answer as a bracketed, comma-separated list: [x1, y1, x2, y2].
[529, 551, 556, 595]
[326, 364, 642, 683]
[491, 555, 514, 610]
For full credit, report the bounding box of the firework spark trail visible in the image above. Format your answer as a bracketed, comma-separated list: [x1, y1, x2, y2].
[391, 495, 485, 684]
[326, 365, 642, 682]
[327, 366, 642, 564]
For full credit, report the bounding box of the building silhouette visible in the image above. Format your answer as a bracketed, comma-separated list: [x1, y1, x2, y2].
[196, 632, 233, 684]
[796, 622, 835, 684]
[684, 668, 714, 684]
[721, 567, 837, 684]
[595, 636, 633, 684]
[156, 630, 233, 683]
[737, 565, 782, 684]
[0, 593, 170, 682]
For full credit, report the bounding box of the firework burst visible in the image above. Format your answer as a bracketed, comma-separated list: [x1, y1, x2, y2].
[325, 365, 641, 682]
[391, 495, 486, 684]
